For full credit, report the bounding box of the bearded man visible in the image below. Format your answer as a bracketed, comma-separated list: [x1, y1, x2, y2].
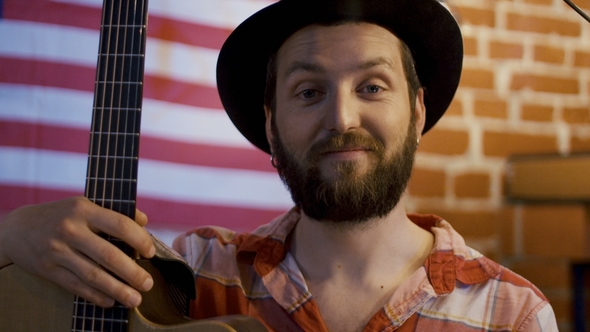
[0, 0, 558, 331]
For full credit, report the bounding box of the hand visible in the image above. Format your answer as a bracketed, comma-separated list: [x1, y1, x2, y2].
[0, 196, 155, 308]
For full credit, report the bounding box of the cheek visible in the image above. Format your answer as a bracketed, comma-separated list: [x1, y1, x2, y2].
[275, 111, 320, 158]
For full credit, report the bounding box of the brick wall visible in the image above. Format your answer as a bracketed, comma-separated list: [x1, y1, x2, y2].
[407, 0, 590, 330]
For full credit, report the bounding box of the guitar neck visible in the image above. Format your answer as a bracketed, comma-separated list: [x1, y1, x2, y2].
[77, 0, 149, 330]
[85, 0, 148, 222]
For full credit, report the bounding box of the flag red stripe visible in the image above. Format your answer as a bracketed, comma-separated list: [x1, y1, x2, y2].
[0, 57, 223, 110]
[0, 57, 95, 92]
[0, 184, 285, 231]
[3, 0, 232, 50]
[0, 120, 274, 172]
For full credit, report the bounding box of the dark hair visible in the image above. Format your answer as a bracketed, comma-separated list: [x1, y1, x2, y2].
[263, 22, 422, 115]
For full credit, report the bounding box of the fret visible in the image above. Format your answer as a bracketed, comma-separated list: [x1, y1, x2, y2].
[102, 0, 147, 26]
[88, 155, 137, 160]
[96, 81, 143, 85]
[73, 298, 129, 331]
[87, 156, 137, 179]
[98, 54, 144, 57]
[99, 27, 146, 55]
[101, 24, 146, 28]
[90, 108, 141, 133]
[90, 132, 140, 136]
[88, 198, 136, 204]
[94, 82, 143, 107]
[93, 106, 141, 111]
[86, 179, 137, 198]
[87, 177, 137, 182]
[87, 198, 136, 218]
[89, 133, 139, 158]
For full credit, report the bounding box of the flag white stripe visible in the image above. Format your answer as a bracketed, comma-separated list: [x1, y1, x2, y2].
[0, 20, 220, 87]
[0, 84, 253, 148]
[0, 147, 293, 209]
[0, 20, 97, 66]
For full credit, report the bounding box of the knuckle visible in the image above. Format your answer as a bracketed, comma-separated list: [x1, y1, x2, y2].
[84, 265, 104, 285]
[113, 215, 132, 235]
[54, 218, 79, 239]
[100, 245, 120, 267]
[68, 196, 89, 215]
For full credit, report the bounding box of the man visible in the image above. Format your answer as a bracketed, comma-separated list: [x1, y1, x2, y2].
[0, 0, 558, 331]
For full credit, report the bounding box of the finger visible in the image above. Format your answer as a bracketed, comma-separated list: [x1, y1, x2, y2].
[69, 228, 154, 295]
[86, 207, 155, 259]
[135, 209, 148, 227]
[58, 242, 146, 308]
[48, 265, 116, 308]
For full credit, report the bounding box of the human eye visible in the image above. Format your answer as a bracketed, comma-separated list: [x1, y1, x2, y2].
[361, 84, 383, 94]
[300, 88, 318, 99]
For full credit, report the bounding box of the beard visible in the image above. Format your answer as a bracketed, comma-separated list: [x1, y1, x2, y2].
[271, 117, 418, 225]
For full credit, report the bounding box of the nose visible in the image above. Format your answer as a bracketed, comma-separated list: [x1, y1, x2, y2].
[322, 89, 361, 133]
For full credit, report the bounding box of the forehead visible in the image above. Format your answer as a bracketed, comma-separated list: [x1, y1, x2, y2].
[276, 22, 403, 72]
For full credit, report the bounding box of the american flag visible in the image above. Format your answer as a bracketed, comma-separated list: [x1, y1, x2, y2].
[0, 0, 292, 244]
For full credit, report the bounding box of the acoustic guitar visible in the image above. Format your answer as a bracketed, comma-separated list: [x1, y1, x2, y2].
[0, 1, 266, 331]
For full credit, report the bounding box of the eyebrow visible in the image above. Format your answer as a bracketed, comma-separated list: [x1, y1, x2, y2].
[283, 56, 397, 80]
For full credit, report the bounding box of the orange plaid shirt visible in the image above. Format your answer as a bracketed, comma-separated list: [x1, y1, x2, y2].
[173, 208, 558, 331]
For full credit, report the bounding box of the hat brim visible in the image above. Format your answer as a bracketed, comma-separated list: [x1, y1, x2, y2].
[217, 0, 463, 154]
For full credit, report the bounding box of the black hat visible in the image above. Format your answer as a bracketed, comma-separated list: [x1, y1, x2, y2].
[217, 0, 463, 154]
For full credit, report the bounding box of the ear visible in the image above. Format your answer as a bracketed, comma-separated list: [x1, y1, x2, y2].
[264, 105, 274, 150]
[414, 88, 426, 139]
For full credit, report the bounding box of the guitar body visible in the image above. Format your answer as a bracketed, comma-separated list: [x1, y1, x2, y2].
[0, 263, 265, 332]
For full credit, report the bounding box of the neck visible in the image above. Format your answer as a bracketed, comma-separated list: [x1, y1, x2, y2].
[291, 196, 433, 284]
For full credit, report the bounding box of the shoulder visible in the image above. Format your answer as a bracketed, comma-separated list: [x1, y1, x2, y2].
[172, 226, 247, 271]
[419, 216, 558, 331]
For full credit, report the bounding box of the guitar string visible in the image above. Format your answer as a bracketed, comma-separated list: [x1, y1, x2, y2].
[75, 0, 109, 327]
[107, 0, 123, 330]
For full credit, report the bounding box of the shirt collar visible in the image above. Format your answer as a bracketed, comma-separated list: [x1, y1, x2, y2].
[236, 208, 502, 289]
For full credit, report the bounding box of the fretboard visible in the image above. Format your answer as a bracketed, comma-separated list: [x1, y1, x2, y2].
[75, 0, 149, 330]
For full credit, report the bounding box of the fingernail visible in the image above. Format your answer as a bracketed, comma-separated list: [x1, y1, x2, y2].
[147, 245, 156, 258]
[142, 277, 153, 291]
[128, 292, 141, 308]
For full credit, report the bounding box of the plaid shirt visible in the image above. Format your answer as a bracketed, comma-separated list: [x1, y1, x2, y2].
[173, 208, 558, 331]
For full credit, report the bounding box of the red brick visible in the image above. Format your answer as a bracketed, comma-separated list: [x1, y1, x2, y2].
[521, 104, 553, 122]
[463, 36, 477, 56]
[534, 44, 565, 64]
[418, 128, 469, 155]
[460, 68, 495, 90]
[446, 98, 463, 116]
[483, 131, 557, 157]
[574, 51, 590, 68]
[490, 40, 524, 59]
[454, 6, 495, 27]
[563, 106, 590, 124]
[521, 204, 588, 258]
[570, 136, 590, 152]
[511, 73, 579, 94]
[408, 168, 446, 197]
[507, 13, 582, 36]
[474, 97, 508, 119]
[454, 172, 491, 198]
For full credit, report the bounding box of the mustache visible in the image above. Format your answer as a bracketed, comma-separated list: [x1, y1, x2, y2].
[306, 132, 385, 162]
